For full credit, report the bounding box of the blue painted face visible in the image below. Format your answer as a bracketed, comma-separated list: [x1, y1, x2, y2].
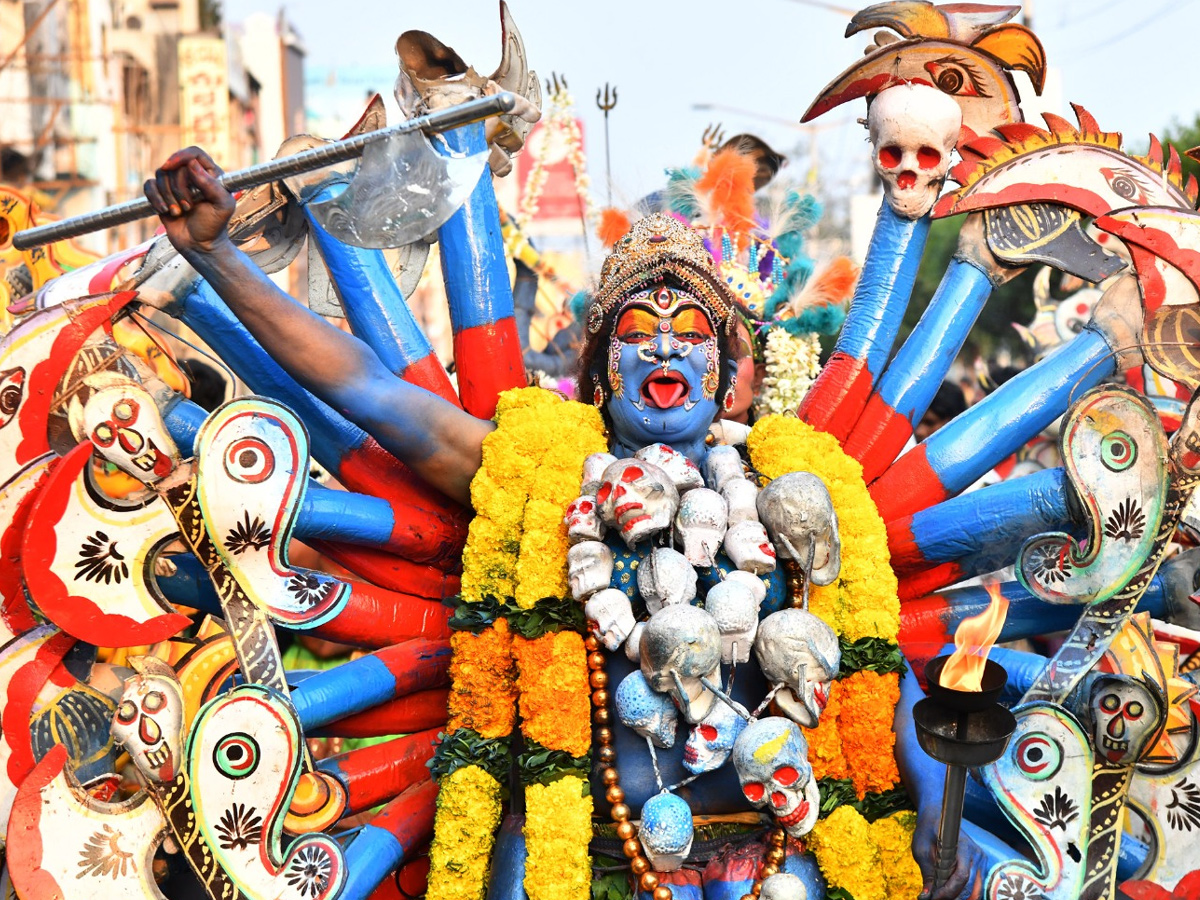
[606, 287, 726, 459]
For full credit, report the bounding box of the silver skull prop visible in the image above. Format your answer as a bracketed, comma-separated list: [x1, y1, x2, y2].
[1086, 673, 1164, 767]
[597, 458, 680, 548]
[675, 488, 729, 568]
[111, 656, 185, 783]
[682, 693, 747, 775]
[636, 443, 704, 493]
[567, 540, 614, 601]
[638, 792, 695, 873]
[704, 579, 760, 664]
[723, 520, 777, 576]
[867, 83, 962, 220]
[637, 547, 698, 615]
[616, 670, 679, 749]
[640, 604, 723, 723]
[584, 588, 636, 652]
[732, 716, 820, 838]
[754, 609, 840, 729]
[565, 495, 605, 544]
[757, 473, 841, 586]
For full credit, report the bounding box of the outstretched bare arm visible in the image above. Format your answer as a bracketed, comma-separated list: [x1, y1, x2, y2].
[145, 147, 492, 506]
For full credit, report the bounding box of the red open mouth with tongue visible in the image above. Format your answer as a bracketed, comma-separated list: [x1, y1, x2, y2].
[641, 371, 690, 409]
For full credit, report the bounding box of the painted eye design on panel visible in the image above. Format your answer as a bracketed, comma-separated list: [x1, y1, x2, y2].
[213, 732, 260, 779]
[224, 437, 275, 484]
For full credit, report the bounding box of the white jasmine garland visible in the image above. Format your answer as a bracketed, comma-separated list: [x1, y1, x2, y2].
[757, 328, 822, 418]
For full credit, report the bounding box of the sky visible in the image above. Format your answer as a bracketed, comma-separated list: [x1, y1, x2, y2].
[225, 0, 1200, 203]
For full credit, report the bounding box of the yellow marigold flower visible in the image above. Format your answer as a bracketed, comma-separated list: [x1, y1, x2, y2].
[524, 776, 593, 900]
[839, 671, 902, 797]
[470, 470, 526, 530]
[512, 631, 592, 756]
[802, 680, 848, 780]
[872, 810, 922, 899]
[808, 805, 887, 900]
[495, 386, 560, 416]
[448, 620, 518, 738]
[427, 765, 504, 900]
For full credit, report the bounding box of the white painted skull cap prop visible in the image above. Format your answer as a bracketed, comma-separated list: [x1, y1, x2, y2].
[567, 541, 614, 601]
[722, 477, 761, 526]
[704, 579, 759, 664]
[675, 488, 729, 568]
[760, 873, 807, 900]
[637, 547, 698, 615]
[582, 451, 618, 494]
[867, 83, 962, 219]
[584, 588, 636, 652]
[565, 494, 606, 544]
[723, 569, 767, 606]
[757, 472, 841, 586]
[636, 443, 705, 493]
[597, 458, 680, 547]
[703, 445, 745, 491]
[723, 520, 777, 576]
[638, 792, 695, 872]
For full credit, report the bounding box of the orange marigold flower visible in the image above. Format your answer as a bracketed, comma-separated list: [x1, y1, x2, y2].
[801, 680, 848, 781]
[838, 671, 901, 798]
[512, 631, 591, 757]
[448, 620, 518, 738]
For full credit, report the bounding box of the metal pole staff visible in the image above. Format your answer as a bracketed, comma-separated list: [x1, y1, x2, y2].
[14, 93, 517, 250]
[595, 82, 617, 206]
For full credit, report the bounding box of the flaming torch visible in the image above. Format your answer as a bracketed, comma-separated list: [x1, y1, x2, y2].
[913, 581, 1017, 893]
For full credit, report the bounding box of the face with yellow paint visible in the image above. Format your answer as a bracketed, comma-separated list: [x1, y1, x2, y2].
[732, 716, 820, 838]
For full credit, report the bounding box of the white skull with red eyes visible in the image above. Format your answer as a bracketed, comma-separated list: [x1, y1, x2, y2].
[111, 657, 185, 784]
[732, 717, 819, 838]
[597, 459, 679, 547]
[867, 83, 962, 219]
[682, 695, 747, 774]
[1088, 674, 1162, 767]
[82, 385, 180, 484]
[565, 495, 605, 544]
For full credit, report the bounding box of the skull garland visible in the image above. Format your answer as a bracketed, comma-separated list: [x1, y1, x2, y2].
[637, 547, 698, 615]
[640, 604, 723, 723]
[585, 588, 636, 652]
[111, 656, 185, 783]
[754, 609, 841, 729]
[724, 520, 777, 576]
[597, 458, 680, 547]
[866, 83, 963, 220]
[757, 473, 841, 587]
[638, 792, 695, 872]
[732, 717, 820, 838]
[682, 693, 748, 775]
[675, 488, 729, 568]
[722, 477, 761, 527]
[703, 444, 745, 492]
[582, 452, 618, 494]
[567, 540, 614, 601]
[616, 670, 680, 749]
[1083, 673, 1166, 767]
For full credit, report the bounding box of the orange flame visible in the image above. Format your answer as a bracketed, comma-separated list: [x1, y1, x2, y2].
[940, 580, 1009, 691]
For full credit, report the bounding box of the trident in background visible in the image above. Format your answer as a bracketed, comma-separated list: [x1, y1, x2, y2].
[595, 82, 618, 205]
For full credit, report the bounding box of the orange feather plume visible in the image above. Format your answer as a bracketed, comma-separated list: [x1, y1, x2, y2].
[696, 148, 757, 236]
[598, 208, 632, 248]
[793, 256, 859, 312]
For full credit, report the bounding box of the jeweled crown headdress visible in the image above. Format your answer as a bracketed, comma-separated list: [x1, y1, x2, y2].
[587, 213, 736, 335]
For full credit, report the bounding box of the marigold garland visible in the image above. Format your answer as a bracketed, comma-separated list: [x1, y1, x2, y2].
[809, 806, 920, 900]
[447, 619, 518, 739]
[838, 671, 902, 798]
[512, 631, 592, 757]
[426, 764, 504, 900]
[748, 415, 900, 642]
[524, 775, 594, 900]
